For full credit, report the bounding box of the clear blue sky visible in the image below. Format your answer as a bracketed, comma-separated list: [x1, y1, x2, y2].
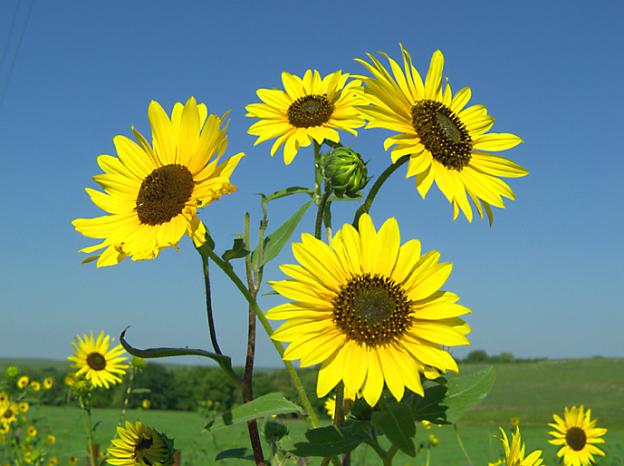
[0, 0, 622, 367]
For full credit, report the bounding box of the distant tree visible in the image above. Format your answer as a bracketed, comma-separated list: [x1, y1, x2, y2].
[465, 350, 489, 363]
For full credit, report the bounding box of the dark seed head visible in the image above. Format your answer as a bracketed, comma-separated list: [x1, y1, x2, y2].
[566, 427, 587, 451]
[411, 100, 472, 170]
[86, 352, 107, 371]
[136, 164, 195, 225]
[287, 94, 334, 128]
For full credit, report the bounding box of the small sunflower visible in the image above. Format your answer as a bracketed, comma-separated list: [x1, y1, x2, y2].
[498, 427, 544, 466]
[26, 426, 37, 437]
[0, 402, 18, 425]
[549, 405, 607, 466]
[246, 70, 364, 165]
[0, 423, 9, 434]
[18, 402, 29, 413]
[428, 434, 439, 447]
[267, 214, 470, 406]
[73, 97, 245, 267]
[0, 392, 7, 404]
[68, 331, 128, 389]
[64, 373, 76, 387]
[48, 457, 59, 466]
[141, 399, 151, 410]
[47, 434, 57, 445]
[356, 45, 527, 223]
[68, 456, 79, 465]
[510, 416, 520, 427]
[17, 376, 29, 389]
[43, 377, 54, 390]
[107, 421, 174, 466]
[30, 381, 41, 392]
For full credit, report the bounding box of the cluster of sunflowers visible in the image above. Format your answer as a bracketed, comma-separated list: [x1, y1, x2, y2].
[68, 44, 610, 465]
[0, 367, 59, 466]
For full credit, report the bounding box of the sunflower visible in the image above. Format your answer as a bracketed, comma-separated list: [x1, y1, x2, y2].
[73, 97, 245, 267]
[549, 405, 607, 466]
[356, 45, 527, 223]
[18, 402, 29, 413]
[17, 376, 29, 389]
[141, 399, 151, 410]
[496, 427, 544, 466]
[0, 402, 18, 425]
[267, 214, 470, 406]
[68, 331, 128, 389]
[47, 434, 57, 445]
[324, 386, 357, 420]
[0, 423, 8, 435]
[0, 392, 7, 404]
[68, 456, 79, 465]
[107, 421, 174, 466]
[26, 426, 37, 437]
[43, 377, 54, 390]
[30, 381, 41, 392]
[48, 457, 59, 466]
[246, 70, 364, 165]
[510, 416, 520, 427]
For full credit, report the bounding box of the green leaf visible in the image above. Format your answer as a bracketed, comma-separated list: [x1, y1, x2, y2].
[444, 366, 495, 423]
[120, 328, 242, 389]
[372, 403, 416, 456]
[406, 383, 449, 425]
[289, 421, 370, 457]
[261, 186, 314, 204]
[251, 200, 312, 268]
[222, 238, 249, 262]
[206, 393, 303, 431]
[129, 388, 151, 395]
[215, 448, 255, 462]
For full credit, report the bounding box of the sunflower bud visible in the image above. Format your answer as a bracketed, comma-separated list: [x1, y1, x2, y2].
[323, 146, 369, 199]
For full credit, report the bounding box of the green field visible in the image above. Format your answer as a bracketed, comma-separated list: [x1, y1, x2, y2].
[3, 358, 624, 465]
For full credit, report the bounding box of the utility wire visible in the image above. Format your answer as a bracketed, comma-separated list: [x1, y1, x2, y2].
[0, 0, 35, 112]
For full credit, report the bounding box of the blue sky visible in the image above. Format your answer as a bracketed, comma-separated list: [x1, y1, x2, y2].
[0, 0, 622, 367]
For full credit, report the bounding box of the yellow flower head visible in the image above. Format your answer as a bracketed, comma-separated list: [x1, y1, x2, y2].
[27, 426, 37, 437]
[107, 421, 174, 466]
[428, 434, 439, 447]
[510, 416, 520, 427]
[68, 456, 79, 465]
[47, 434, 57, 445]
[548, 405, 607, 466]
[0, 423, 10, 434]
[68, 331, 128, 389]
[268, 214, 470, 406]
[17, 376, 29, 389]
[43, 377, 54, 390]
[141, 399, 151, 410]
[47, 456, 59, 466]
[0, 402, 18, 425]
[356, 45, 527, 223]
[30, 381, 41, 392]
[18, 402, 29, 413]
[73, 97, 245, 267]
[0, 392, 8, 404]
[64, 373, 77, 387]
[246, 70, 364, 165]
[498, 427, 544, 466]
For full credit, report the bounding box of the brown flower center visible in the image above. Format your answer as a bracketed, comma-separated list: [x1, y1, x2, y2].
[2, 409, 13, 418]
[135, 435, 155, 465]
[86, 352, 107, 371]
[136, 164, 195, 225]
[333, 274, 413, 347]
[287, 94, 334, 128]
[565, 427, 587, 451]
[411, 100, 472, 170]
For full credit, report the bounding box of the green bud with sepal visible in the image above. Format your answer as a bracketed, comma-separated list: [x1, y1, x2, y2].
[322, 145, 369, 199]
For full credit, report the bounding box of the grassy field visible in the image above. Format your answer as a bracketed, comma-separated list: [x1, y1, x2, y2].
[3, 358, 624, 465]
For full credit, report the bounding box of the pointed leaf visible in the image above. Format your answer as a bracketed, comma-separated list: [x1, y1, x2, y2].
[289, 421, 370, 457]
[251, 200, 312, 268]
[206, 393, 303, 431]
[372, 404, 416, 456]
[262, 186, 314, 204]
[215, 448, 255, 462]
[406, 383, 449, 424]
[222, 238, 249, 261]
[444, 366, 495, 423]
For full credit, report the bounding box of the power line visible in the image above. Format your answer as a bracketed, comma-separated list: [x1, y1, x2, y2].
[0, 0, 35, 112]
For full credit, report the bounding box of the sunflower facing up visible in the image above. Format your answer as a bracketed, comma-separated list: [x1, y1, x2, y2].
[494, 427, 544, 466]
[549, 405, 607, 466]
[68, 331, 128, 389]
[356, 45, 527, 223]
[73, 97, 245, 267]
[246, 70, 365, 165]
[107, 421, 174, 466]
[267, 214, 470, 407]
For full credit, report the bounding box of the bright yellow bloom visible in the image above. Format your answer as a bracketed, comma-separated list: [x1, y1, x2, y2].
[356, 45, 527, 223]
[498, 427, 544, 466]
[68, 331, 128, 389]
[43, 377, 54, 390]
[30, 381, 41, 392]
[64, 373, 77, 387]
[510, 416, 520, 426]
[17, 376, 29, 389]
[48, 456, 59, 466]
[0, 423, 9, 434]
[26, 426, 37, 437]
[73, 97, 245, 267]
[549, 405, 607, 466]
[0, 402, 18, 425]
[268, 214, 470, 406]
[246, 70, 364, 165]
[0, 392, 7, 404]
[107, 421, 173, 466]
[141, 399, 151, 410]
[428, 434, 439, 446]
[18, 402, 29, 413]
[47, 434, 57, 444]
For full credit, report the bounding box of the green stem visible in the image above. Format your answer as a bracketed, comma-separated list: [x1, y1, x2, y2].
[197, 247, 222, 355]
[424, 448, 431, 466]
[119, 367, 136, 423]
[383, 445, 399, 466]
[454, 424, 473, 466]
[205, 247, 320, 428]
[352, 154, 410, 227]
[80, 395, 98, 466]
[314, 141, 323, 203]
[315, 189, 331, 240]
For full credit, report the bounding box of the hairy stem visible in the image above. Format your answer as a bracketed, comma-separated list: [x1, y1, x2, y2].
[80, 395, 97, 466]
[315, 189, 332, 240]
[352, 154, 410, 226]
